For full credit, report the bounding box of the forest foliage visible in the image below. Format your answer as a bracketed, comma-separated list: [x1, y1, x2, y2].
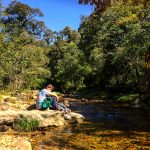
[0, 1, 149, 96]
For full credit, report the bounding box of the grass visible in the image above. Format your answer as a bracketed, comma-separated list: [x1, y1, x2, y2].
[0, 95, 3, 104]
[115, 93, 139, 102]
[13, 117, 39, 132]
[0, 90, 11, 96]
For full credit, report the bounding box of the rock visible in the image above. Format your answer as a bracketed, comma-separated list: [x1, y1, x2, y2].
[70, 112, 85, 123]
[0, 116, 15, 125]
[32, 90, 39, 99]
[36, 110, 67, 127]
[64, 114, 72, 120]
[0, 125, 9, 132]
[81, 98, 88, 103]
[20, 90, 39, 100]
[12, 139, 32, 150]
[0, 105, 11, 111]
[3, 97, 17, 104]
[0, 135, 32, 150]
[134, 99, 141, 108]
[63, 99, 70, 107]
[0, 109, 84, 128]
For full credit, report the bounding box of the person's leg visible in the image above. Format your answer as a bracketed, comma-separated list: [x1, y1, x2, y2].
[57, 103, 71, 114]
[36, 101, 42, 110]
[51, 96, 58, 110]
[57, 103, 64, 110]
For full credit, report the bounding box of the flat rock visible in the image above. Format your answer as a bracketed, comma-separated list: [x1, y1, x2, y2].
[0, 109, 84, 128]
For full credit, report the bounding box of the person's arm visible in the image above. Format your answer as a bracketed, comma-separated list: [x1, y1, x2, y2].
[46, 91, 59, 100]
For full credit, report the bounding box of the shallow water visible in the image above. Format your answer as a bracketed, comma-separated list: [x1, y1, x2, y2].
[29, 99, 150, 150]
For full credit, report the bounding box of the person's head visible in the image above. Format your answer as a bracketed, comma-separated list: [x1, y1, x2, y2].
[46, 84, 54, 91]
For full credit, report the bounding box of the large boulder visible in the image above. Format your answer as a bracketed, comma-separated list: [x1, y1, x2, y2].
[0, 109, 84, 128]
[0, 94, 84, 128]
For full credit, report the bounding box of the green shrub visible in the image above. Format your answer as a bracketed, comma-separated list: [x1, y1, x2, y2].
[13, 117, 39, 132]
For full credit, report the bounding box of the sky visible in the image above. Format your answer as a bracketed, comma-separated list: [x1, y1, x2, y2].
[2, 0, 94, 31]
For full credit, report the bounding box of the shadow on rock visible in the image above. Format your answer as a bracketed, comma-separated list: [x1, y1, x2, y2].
[26, 104, 36, 110]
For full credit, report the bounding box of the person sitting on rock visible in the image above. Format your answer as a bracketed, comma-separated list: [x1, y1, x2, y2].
[36, 84, 58, 110]
[36, 84, 71, 114]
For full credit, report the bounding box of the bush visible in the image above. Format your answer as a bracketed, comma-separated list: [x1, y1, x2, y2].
[13, 117, 39, 132]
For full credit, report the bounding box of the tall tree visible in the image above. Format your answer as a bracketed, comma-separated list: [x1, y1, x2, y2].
[0, 1, 51, 91]
[2, 1, 48, 39]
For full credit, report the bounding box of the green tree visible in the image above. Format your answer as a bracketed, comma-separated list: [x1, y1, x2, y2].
[54, 42, 90, 91]
[49, 27, 90, 91]
[62, 26, 81, 43]
[79, 4, 150, 91]
[0, 31, 50, 90]
[0, 1, 51, 91]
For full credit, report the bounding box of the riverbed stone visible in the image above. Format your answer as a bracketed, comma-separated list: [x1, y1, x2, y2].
[12, 139, 32, 150]
[0, 135, 32, 150]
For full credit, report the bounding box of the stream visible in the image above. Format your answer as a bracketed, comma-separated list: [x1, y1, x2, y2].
[15, 99, 150, 149]
[30, 99, 150, 150]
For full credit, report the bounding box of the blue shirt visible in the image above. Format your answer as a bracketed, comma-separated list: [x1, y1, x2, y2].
[37, 89, 52, 103]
